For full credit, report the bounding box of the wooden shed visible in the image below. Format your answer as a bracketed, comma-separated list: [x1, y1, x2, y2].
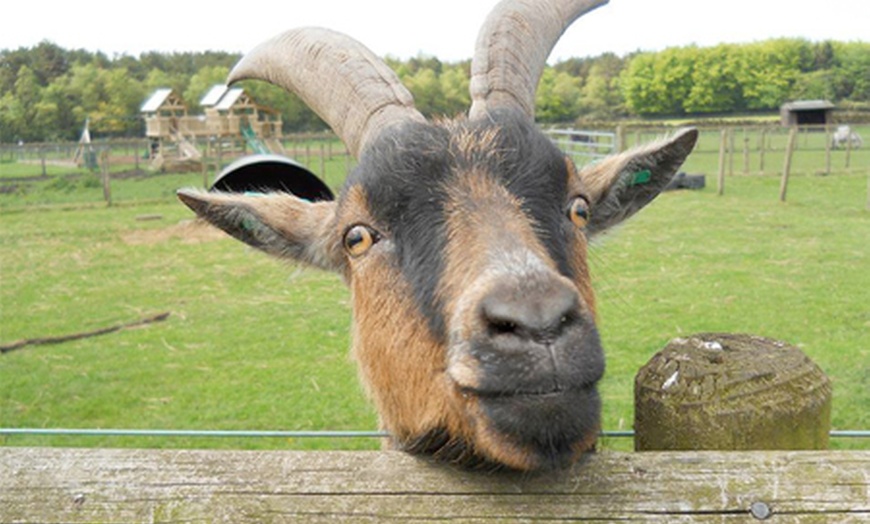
[780, 100, 834, 126]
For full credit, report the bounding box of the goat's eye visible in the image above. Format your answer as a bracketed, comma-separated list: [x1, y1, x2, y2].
[568, 197, 590, 228]
[344, 224, 379, 257]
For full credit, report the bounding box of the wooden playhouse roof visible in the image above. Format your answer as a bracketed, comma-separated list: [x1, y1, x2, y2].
[200, 85, 229, 107]
[140, 88, 186, 113]
[215, 88, 246, 111]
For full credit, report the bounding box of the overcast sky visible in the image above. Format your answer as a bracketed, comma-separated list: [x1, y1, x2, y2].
[3, 0, 868, 62]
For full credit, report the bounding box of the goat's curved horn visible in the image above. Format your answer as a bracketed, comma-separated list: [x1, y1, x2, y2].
[229, 28, 425, 159]
[469, 0, 608, 121]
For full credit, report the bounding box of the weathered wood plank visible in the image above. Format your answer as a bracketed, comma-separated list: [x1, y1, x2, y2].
[1, 448, 868, 522]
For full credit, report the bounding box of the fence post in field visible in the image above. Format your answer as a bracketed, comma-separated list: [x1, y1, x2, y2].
[717, 128, 727, 196]
[39, 145, 47, 177]
[319, 143, 326, 179]
[615, 124, 626, 152]
[742, 131, 750, 175]
[824, 124, 832, 175]
[100, 149, 112, 207]
[845, 133, 853, 171]
[728, 128, 735, 176]
[759, 128, 767, 174]
[780, 126, 798, 203]
[201, 139, 210, 189]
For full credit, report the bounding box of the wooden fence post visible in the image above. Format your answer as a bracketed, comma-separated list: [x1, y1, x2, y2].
[758, 128, 767, 174]
[824, 124, 832, 175]
[635, 333, 831, 451]
[780, 126, 798, 202]
[717, 129, 727, 196]
[202, 139, 211, 189]
[134, 140, 140, 171]
[845, 133, 853, 171]
[40, 145, 47, 177]
[319, 143, 326, 179]
[742, 132, 750, 175]
[727, 128, 735, 176]
[100, 149, 112, 207]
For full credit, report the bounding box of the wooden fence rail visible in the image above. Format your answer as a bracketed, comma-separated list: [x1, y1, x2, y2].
[1, 448, 867, 522]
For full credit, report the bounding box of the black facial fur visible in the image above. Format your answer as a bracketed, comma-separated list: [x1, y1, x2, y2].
[342, 109, 579, 342]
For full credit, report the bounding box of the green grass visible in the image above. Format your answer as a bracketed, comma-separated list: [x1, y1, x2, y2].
[0, 202, 375, 450]
[0, 135, 868, 453]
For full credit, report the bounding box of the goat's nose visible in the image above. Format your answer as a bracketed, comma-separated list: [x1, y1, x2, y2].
[479, 278, 580, 342]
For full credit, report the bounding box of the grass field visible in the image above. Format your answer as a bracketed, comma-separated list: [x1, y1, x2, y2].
[1, 128, 868, 453]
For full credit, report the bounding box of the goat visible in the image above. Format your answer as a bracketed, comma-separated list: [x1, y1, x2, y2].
[177, 0, 697, 471]
[832, 125, 862, 149]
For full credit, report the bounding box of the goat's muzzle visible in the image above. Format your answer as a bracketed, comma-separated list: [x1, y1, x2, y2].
[447, 269, 605, 470]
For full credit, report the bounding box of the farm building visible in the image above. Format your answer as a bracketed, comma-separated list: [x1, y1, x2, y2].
[780, 100, 834, 126]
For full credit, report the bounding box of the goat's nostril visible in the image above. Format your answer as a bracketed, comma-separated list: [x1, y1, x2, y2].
[488, 318, 518, 337]
[479, 280, 581, 341]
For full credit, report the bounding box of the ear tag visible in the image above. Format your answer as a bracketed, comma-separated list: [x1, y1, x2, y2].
[241, 217, 259, 232]
[629, 169, 652, 186]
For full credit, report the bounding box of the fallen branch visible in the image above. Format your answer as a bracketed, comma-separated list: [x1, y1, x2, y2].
[1, 312, 170, 354]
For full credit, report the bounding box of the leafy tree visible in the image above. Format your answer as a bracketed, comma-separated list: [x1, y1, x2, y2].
[184, 65, 230, 111]
[12, 66, 43, 140]
[577, 55, 626, 119]
[791, 70, 836, 101]
[402, 66, 446, 117]
[535, 67, 584, 123]
[438, 64, 470, 118]
[101, 68, 146, 135]
[832, 41, 870, 101]
[0, 92, 23, 142]
[684, 44, 743, 113]
[620, 52, 662, 115]
[736, 39, 806, 110]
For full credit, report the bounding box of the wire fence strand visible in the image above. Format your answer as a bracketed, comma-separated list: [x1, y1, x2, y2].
[1, 428, 867, 439]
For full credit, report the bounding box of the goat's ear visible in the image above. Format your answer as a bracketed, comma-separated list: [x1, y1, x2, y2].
[177, 189, 345, 273]
[578, 128, 698, 236]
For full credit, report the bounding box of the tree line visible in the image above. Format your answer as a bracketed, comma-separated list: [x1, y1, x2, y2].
[1, 38, 868, 143]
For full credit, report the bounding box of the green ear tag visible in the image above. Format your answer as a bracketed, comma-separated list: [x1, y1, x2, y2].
[630, 169, 652, 186]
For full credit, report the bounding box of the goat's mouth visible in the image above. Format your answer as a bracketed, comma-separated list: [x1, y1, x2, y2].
[459, 383, 571, 400]
[455, 381, 602, 470]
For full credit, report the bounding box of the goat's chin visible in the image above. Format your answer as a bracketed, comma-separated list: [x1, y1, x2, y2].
[471, 387, 601, 471]
[396, 385, 601, 471]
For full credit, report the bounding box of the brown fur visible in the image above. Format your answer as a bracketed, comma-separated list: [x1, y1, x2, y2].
[339, 185, 460, 442]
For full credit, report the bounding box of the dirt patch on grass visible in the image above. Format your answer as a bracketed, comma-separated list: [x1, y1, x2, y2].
[121, 219, 227, 245]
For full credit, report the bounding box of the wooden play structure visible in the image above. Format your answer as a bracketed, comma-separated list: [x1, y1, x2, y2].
[140, 85, 283, 170]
